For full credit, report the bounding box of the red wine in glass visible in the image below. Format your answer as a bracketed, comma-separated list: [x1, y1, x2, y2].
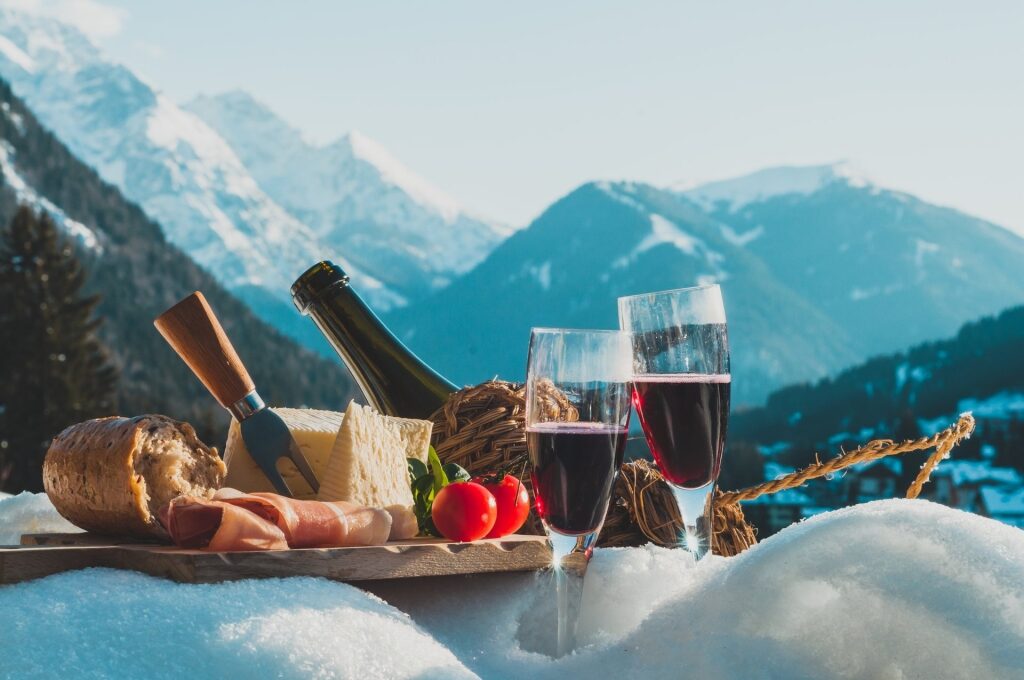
[527, 422, 628, 535]
[633, 373, 731, 488]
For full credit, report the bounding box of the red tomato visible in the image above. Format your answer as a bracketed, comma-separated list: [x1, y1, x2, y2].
[474, 474, 531, 538]
[432, 482, 497, 542]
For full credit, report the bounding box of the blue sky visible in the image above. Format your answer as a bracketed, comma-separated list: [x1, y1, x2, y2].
[28, 0, 1024, 230]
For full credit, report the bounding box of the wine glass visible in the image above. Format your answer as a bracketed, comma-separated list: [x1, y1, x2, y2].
[525, 328, 632, 656]
[618, 284, 730, 561]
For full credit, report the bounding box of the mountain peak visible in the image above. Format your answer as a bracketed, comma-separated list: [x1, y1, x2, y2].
[677, 161, 874, 211]
[340, 130, 463, 222]
[0, 7, 102, 73]
[185, 90, 308, 151]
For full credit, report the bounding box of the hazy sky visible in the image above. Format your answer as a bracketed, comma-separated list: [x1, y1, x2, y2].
[33, 0, 1024, 230]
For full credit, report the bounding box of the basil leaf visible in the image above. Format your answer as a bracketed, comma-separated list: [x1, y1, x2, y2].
[408, 457, 429, 484]
[443, 463, 471, 484]
[428, 446, 449, 493]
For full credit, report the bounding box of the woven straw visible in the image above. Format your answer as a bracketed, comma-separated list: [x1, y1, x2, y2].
[429, 380, 977, 556]
[429, 380, 575, 534]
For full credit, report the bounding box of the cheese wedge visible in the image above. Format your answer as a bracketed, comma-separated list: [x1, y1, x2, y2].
[224, 407, 343, 499]
[317, 401, 432, 539]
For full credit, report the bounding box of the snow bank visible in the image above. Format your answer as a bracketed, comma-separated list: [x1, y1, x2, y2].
[0, 491, 79, 544]
[2, 496, 1023, 679]
[372, 500, 1024, 679]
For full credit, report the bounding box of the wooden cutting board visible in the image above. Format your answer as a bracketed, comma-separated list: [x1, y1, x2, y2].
[0, 533, 554, 586]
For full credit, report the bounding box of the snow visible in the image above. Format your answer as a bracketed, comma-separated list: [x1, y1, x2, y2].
[3, 496, 1024, 677]
[0, 32, 32, 72]
[719, 223, 764, 246]
[765, 462, 797, 480]
[0, 139, 102, 251]
[184, 91, 511, 291]
[0, 7, 446, 319]
[849, 282, 903, 302]
[0, 492, 79, 544]
[742, 488, 816, 506]
[981, 487, 1024, 520]
[612, 213, 725, 278]
[914, 238, 940, 267]
[680, 162, 872, 212]
[347, 130, 462, 222]
[0, 570, 474, 679]
[934, 460, 1023, 488]
[958, 392, 1024, 421]
[534, 260, 551, 290]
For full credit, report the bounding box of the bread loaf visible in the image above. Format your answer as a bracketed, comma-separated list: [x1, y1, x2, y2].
[43, 415, 226, 538]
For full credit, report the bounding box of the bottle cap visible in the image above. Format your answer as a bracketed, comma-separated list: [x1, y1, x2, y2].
[291, 260, 350, 315]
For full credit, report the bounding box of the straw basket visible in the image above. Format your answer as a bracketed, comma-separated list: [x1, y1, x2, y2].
[429, 380, 976, 556]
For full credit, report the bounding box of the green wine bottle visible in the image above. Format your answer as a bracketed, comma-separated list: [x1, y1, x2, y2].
[291, 261, 458, 419]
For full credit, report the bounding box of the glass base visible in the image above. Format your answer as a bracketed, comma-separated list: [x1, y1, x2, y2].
[547, 528, 598, 657]
[670, 481, 715, 561]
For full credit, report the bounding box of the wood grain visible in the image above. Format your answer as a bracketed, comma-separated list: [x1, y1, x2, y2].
[1, 534, 554, 585]
[153, 291, 255, 408]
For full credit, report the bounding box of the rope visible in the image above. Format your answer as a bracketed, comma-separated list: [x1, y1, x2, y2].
[718, 412, 976, 506]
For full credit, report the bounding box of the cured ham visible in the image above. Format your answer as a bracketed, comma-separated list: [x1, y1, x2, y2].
[213, 488, 392, 548]
[161, 489, 393, 551]
[161, 497, 288, 551]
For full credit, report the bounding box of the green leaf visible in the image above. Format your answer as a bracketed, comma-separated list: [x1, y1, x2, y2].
[443, 463, 470, 484]
[428, 446, 449, 493]
[408, 457, 428, 484]
[412, 474, 436, 498]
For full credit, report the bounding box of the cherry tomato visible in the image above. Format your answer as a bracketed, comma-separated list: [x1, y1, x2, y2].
[474, 474, 531, 538]
[431, 481, 497, 542]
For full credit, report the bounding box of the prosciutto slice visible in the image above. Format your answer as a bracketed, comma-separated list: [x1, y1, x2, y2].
[162, 490, 393, 551]
[213, 488, 392, 549]
[161, 497, 288, 551]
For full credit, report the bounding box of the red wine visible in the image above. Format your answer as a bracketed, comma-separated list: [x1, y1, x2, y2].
[527, 422, 627, 535]
[292, 261, 457, 419]
[633, 374, 730, 488]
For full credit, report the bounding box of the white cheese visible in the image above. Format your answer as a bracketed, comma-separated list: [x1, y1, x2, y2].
[317, 401, 433, 539]
[223, 407, 343, 499]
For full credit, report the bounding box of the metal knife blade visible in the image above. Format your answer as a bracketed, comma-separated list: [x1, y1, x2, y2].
[239, 407, 320, 497]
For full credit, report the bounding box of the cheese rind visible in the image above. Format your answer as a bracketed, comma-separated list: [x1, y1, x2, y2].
[317, 401, 432, 539]
[224, 407, 343, 499]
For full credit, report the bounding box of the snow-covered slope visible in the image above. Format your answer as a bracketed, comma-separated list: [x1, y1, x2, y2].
[4, 494, 1023, 678]
[185, 91, 511, 295]
[679, 161, 872, 212]
[674, 162, 1024, 360]
[387, 181, 860, 405]
[0, 8, 397, 351]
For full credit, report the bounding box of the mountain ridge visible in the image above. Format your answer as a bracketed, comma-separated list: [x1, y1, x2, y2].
[387, 175, 1024, 405]
[185, 89, 511, 296]
[0, 76, 357, 446]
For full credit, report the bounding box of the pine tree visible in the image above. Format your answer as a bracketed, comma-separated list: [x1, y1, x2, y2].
[0, 206, 118, 492]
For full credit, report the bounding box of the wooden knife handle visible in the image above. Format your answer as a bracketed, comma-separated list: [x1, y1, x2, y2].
[153, 292, 255, 409]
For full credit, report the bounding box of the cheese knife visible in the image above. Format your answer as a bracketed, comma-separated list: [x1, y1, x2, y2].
[153, 291, 319, 497]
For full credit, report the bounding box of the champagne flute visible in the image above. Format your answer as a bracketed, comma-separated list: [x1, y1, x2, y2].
[618, 284, 730, 561]
[525, 328, 632, 657]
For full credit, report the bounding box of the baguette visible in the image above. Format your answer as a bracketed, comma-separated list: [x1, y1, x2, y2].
[43, 415, 226, 538]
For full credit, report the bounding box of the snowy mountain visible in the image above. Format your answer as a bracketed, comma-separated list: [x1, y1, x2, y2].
[0, 8, 408, 351]
[679, 162, 1024, 358]
[185, 90, 512, 294]
[386, 181, 861, 404]
[678, 161, 872, 212]
[0, 77, 355, 444]
[388, 171, 1024, 405]
[185, 91, 511, 296]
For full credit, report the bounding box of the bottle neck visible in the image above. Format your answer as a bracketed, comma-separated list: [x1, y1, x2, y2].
[299, 275, 456, 419]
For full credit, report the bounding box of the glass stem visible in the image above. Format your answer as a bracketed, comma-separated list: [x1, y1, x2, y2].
[548, 530, 594, 657]
[670, 481, 716, 560]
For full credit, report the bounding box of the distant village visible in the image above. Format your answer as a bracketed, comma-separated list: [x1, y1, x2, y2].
[746, 409, 1024, 536]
